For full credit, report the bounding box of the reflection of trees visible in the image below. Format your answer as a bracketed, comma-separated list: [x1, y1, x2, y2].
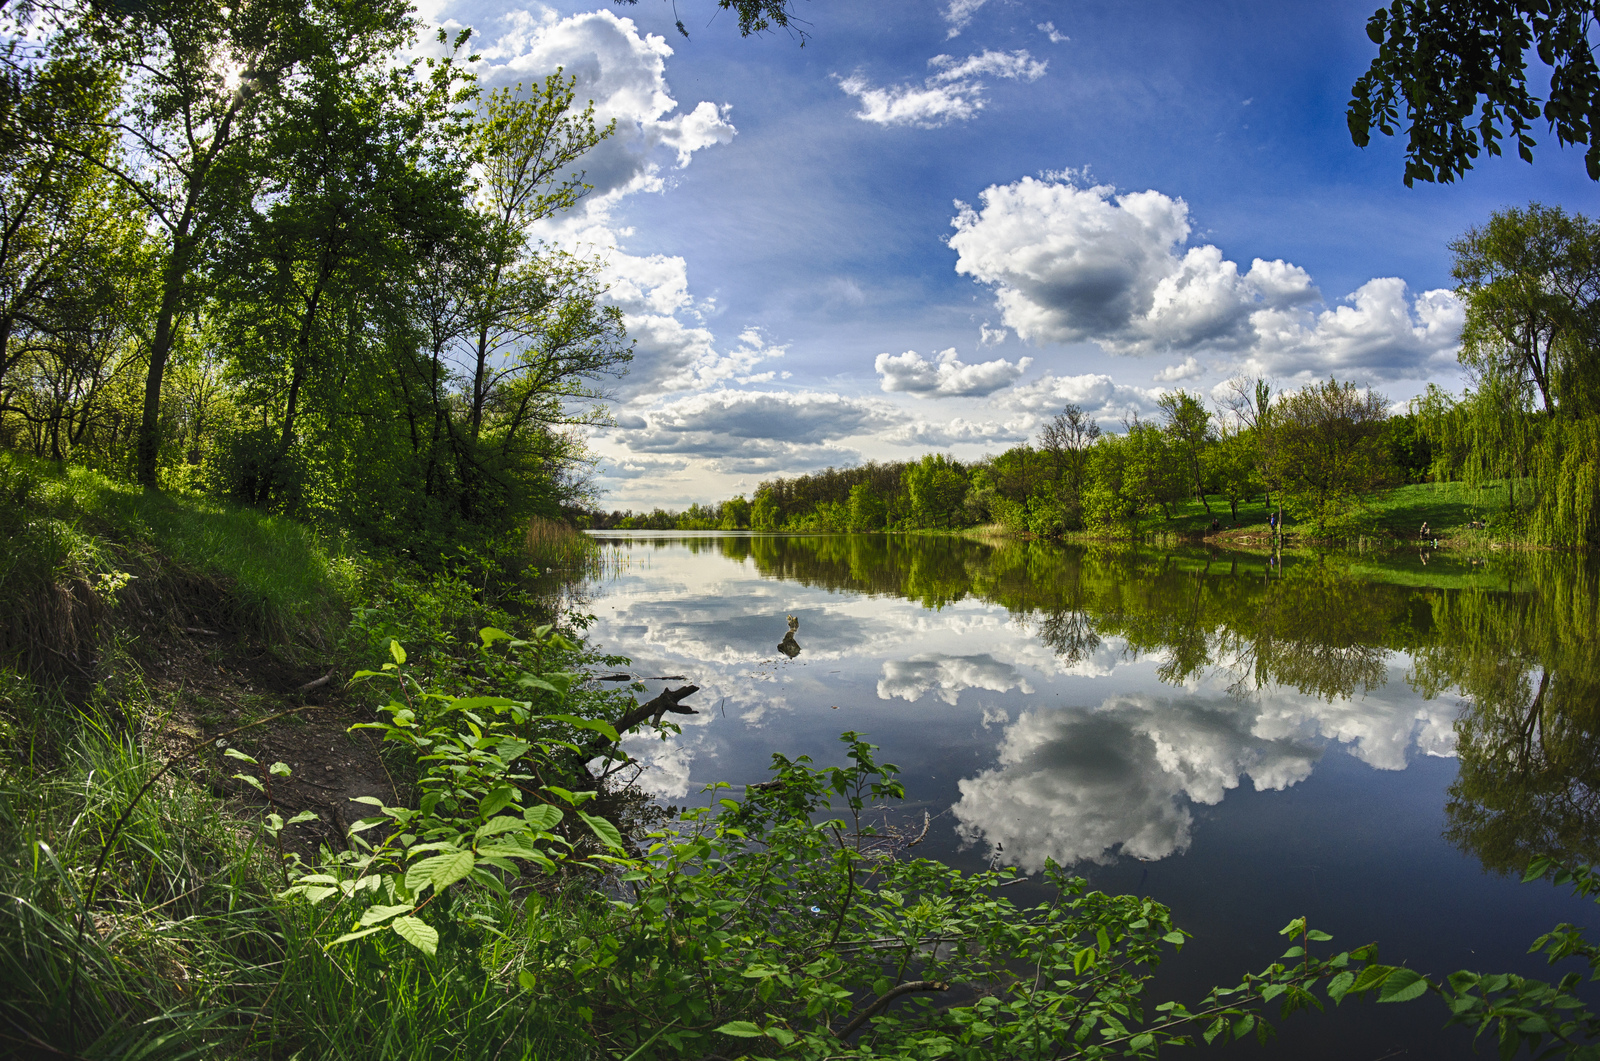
[1409, 560, 1600, 874]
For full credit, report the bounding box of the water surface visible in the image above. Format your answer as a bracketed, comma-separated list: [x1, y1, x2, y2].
[580, 532, 1600, 1057]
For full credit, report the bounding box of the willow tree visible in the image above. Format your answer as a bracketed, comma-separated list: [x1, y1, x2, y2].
[1427, 204, 1600, 543]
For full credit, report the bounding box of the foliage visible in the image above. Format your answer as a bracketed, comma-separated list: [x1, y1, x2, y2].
[1276, 378, 1395, 532]
[1348, 0, 1600, 183]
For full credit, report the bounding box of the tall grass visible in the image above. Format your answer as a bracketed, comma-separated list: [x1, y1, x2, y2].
[524, 516, 598, 572]
[0, 453, 351, 672]
[0, 691, 590, 1060]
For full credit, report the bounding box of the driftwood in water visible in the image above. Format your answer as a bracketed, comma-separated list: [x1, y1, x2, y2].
[612, 684, 700, 736]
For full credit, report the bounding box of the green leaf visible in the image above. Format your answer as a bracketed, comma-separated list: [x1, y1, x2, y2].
[479, 784, 515, 819]
[480, 627, 513, 646]
[545, 713, 618, 741]
[328, 925, 387, 946]
[476, 816, 532, 841]
[389, 639, 406, 666]
[523, 804, 563, 830]
[233, 773, 265, 793]
[517, 969, 537, 992]
[1326, 970, 1356, 1004]
[715, 1021, 764, 1038]
[223, 747, 258, 764]
[269, 761, 292, 777]
[578, 811, 625, 851]
[358, 903, 414, 926]
[406, 850, 475, 894]
[286, 810, 319, 825]
[1306, 929, 1333, 941]
[391, 916, 437, 955]
[1129, 1033, 1154, 1050]
[1162, 930, 1186, 945]
[1378, 968, 1429, 1003]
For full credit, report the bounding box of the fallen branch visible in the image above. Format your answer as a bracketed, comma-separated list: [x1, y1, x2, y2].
[612, 685, 700, 735]
[295, 670, 335, 693]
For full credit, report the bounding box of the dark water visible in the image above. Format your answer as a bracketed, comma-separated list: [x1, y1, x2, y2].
[580, 532, 1600, 1058]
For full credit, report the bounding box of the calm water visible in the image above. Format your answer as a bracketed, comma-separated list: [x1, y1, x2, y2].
[579, 532, 1600, 1058]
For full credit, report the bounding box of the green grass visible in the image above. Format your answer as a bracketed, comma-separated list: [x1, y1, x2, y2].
[1, 453, 353, 656]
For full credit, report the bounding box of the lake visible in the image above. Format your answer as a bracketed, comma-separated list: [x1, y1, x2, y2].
[578, 531, 1600, 1058]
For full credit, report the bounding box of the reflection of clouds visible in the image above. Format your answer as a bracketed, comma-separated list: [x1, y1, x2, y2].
[1250, 678, 1459, 769]
[878, 654, 1033, 705]
[954, 695, 1321, 871]
[622, 736, 697, 799]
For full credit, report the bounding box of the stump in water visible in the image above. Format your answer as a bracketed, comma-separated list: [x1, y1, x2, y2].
[778, 614, 801, 658]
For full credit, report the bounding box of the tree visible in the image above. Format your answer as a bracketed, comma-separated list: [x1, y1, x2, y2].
[903, 453, 968, 529]
[1157, 390, 1213, 513]
[63, 0, 416, 487]
[1038, 403, 1100, 528]
[1220, 375, 1284, 520]
[1206, 424, 1257, 523]
[1348, 0, 1600, 184]
[1452, 203, 1600, 419]
[1277, 379, 1395, 531]
[846, 482, 885, 531]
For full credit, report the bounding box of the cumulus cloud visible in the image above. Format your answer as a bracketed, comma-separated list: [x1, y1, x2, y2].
[875, 347, 1032, 397]
[979, 323, 1009, 346]
[1243, 279, 1465, 383]
[1038, 21, 1070, 43]
[639, 389, 897, 445]
[878, 654, 1033, 705]
[471, 9, 735, 206]
[1153, 356, 1203, 383]
[889, 417, 1032, 447]
[947, 173, 1463, 384]
[1001, 372, 1159, 421]
[837, 50, 1047, 128]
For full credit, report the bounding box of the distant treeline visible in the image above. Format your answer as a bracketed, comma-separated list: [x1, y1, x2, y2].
[581, 378, 1435, 536]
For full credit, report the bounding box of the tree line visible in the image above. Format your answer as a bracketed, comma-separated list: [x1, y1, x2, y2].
[591, 202, 1600, 546]
[0, 0, 632, 559]
[587, 379, 1429, 536]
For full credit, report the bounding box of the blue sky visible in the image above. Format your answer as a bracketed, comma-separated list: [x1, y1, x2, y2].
[417, 0, 1599, 508]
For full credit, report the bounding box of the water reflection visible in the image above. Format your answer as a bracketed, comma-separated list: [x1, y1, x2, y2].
[586, 534, 1600, 877]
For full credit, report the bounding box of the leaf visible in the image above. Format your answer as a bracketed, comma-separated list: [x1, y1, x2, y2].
[1326, 970, 1356, 1004]
[715, 1021, 764, 1038]
[545, 713, 618, 741]
[578, 811, 625, 851]
[389, 639, 407, 666]
[391, 916, 437, 955]
[1377, 968, 1428, 1003]
[480, 627, 513, 646]
[233, 772, 265, 793]
[523, 804, 563, 831]
[328, 925, 387, 946]
[358, 903, 415, 927]
[405, 849, 475, 894]
[451, 696, 518, 712]
[517, 969, 537, 992]
[1306, 929, 1333, 941]
[224, 748, 258, 764]
[477, 816, 532, 841]
[287, 810, 319, 825]
[479, 784, 515, 819]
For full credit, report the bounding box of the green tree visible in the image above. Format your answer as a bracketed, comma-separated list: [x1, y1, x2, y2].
[1349, 0, 1600, 183]
[1452, 203, 1600, 418]
[63, 0, 416, 487]
[1038, 403, 1100, 529]
[1157, 390, 1213, 513]
[1277, 379, 1394, 532]
[1206, 424, 1257, 523]
[903, 453, 968, 529]
[846, 481, 885, 531]
[718, 494, 750, 529]
[751, 488, 781, 530]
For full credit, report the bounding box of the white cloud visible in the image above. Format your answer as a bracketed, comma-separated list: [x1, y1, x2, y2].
[469, 9, 735, 208]
[1152, 356, 1203, 383]
[947, 173, 1462, 384]
[1001, 372, 1159, 421]
[889, 417, 1032, 447]
[878, 654, 1033, 705]
[638, 389, 897, 445]
[943, 0, 990, 37]
[1243, 279, 1464, 383]
[836, 50, 1047, 128]
[1038, 21, 1070, 43]
[875, 347, 1032, 397]
[979, 323, 1009, 346]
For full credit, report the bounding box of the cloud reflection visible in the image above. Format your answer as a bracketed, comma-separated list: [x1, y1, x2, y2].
[878, 653, 1033, 705]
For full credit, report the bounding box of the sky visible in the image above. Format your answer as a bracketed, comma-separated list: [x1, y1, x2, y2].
[414, 0, 1600, 509]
